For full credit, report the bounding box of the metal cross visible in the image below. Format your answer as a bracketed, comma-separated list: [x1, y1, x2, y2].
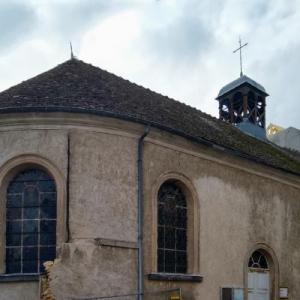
[233, 37, 248, 77]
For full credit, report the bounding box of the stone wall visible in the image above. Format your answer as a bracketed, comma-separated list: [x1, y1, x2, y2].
[0, 113, 299, 300]
[142, 133, 300, 300]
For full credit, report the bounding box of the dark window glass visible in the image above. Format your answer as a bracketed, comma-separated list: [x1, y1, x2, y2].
[5, 168, 57, 274]
[23, 247, 38, 261]
[23, 234, 38, 246]
[157, 249, 164, 272]
[41, 206, 56, 219]
[23, 220, 39, 233]
[40, 246, 56, 261]
[7, 182, 24, 194]
[24, 207, 39, 219]
[176, 252, 187, 273]
[248, 250, 269, 269]
[157, 181, 187, 273]
[40, 193, 56, 207]
[7, 208, 22, 220]
[7, 194, 22, 208]
[6, 261, 21, 274]
[40, 220, 56, 233]
[176, 229, 187, 251]
[24, 186, 39, 207]
[165, 250, 176, 273]
[23, 260, 38, 273]
[7, 221, 22, 233]
[221, 288, 233, 300]
[40, 234, 56, 246]
[165, 227, 176, 249]
[6, 234, 22, 247]
[157, 227, 164, 249]
[6, 247, 21, 261]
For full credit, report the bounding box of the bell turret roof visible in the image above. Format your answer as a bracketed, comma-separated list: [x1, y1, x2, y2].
[217, 75, 268, 99]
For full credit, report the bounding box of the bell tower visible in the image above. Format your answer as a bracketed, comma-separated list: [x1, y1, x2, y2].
[216, 38, 269, 139]
[216, 76, 268, 129]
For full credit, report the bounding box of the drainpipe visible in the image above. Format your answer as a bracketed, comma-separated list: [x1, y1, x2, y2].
[137, 126, 150, 300]
[66, 132, 71, 242]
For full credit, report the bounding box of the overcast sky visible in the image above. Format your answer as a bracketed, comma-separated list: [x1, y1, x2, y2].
[0, 0, 299, 129]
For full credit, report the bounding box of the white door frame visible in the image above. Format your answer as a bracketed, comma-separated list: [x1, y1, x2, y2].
[244, 244, 279, 300]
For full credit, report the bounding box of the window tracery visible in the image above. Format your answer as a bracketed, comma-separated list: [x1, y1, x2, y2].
[157, 181, 187, 273]
[248, 250, 269, 269]
[5, 168, 57, 274]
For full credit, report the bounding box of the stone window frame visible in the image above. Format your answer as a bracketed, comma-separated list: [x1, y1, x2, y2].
[150, 172, 200, 276]
[0, 154, 66, 275]
[244, 243, 279, 300]
[157, 180, 188, 273]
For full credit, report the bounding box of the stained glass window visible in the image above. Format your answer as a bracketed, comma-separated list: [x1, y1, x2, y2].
[248, 250, 268, 269]
[157, 181, 187, 273]
[6, 169, 57, 274]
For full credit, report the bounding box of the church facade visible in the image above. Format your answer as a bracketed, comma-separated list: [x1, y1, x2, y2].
[0, 59, 299, 300]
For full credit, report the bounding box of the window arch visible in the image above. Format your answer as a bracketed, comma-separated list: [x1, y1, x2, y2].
[5, 168, 57, 274]
[157, 180, 187, 273]
[248, 250, 269, 270]
[245, 245, 279, 300]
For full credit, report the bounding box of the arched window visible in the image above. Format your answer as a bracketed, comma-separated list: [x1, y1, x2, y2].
[247, 250, 272, 300]
[248, 250, 269, 270]
[157, 180, 187, 273]
[5, 168, 57, 274]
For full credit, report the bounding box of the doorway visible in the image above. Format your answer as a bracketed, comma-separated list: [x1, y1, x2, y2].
[248, 250, 270, 300]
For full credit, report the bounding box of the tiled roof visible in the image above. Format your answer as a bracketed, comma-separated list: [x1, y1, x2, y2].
[217, 75, 268, 98]
[0, 59, 299, 175]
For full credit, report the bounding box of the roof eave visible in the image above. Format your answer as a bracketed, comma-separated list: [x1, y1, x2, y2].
[0, 107, 298, 177]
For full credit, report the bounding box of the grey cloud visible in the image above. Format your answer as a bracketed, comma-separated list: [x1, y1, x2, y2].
[139, 7, 213, 64]
[1, 0, 300, 130]
[0, 1, 37, 51]
[249, 0, 269, 19]
[43, 0, 127, 40]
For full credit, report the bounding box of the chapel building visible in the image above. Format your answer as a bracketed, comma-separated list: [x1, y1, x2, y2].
[0, 59, 299, 300]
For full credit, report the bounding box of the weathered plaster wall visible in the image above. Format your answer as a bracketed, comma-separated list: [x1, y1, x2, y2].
[49, 128, 139, 299]
[0, 128, 68, 300]
[0, 114, 299, 300]
[0, 129, 67, 170]
[50, 240, 137, 300]
[69, 130, 137, 242]
[143, 139, 300, 300]
[0, 115, 140, 300]
[0, 282, 40, 300]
